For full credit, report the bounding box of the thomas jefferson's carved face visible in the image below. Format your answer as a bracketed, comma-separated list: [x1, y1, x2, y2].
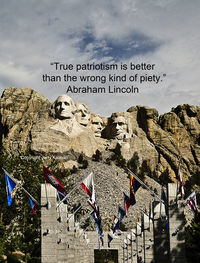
[55, 95, 75, 120]
[75, 104, 90, 126]
[112, 116, 128, 140]
[91, 116, 103, 137]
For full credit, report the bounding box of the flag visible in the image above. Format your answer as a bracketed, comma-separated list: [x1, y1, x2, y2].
[91, 210, 103, 246]
[80, 172, 95, 202]
[5, 172, 17, 206]
[178, 161, 184, 199]
[87, 198, 99, 215]
[161, 188, 167, 209]
[161, 187, 166, 202]
[28, 196, 36, 214]
[161, 187, 169, 231]
[129, 173, 141, 205]
[185, 191, 197, 214]
[112, 215, 122, 235]
[113, 206, 126, 233]
[161, 187, 168, 215]
[43, 166, 66, 196]
[57, 190, 66, 198]
[124, 192, 130, 215]
[108, 227, 120, 247]
[108, 233, 113, 248]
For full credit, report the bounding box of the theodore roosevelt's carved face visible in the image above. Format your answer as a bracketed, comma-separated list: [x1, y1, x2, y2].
[91, 115, 103, 137]
[75, 103, 90, 126]
[112, 116, 128, 140]
[55, 95, 75, 120]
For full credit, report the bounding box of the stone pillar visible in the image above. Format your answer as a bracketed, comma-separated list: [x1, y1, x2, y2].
[41, 184, 57, 263]
[41, 184, 69, 263]
[168, 183, 186, 263]
[136, 223, 144, 263]
[143, 213, 154, 263]
[153, 200, 169, 263]
[56, 197, 68, 263]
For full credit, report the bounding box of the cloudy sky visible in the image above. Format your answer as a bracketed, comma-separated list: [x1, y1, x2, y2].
[0, 0, 199, 116]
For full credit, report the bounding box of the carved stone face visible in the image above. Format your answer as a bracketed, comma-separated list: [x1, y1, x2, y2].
[55, 95, 75, 120]
[91, 115, 103, 137]
[112, 116, 128, 140]
[75, 103, 90, 126]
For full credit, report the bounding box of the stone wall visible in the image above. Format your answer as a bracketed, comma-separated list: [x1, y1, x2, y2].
[41, 184, 187, 263]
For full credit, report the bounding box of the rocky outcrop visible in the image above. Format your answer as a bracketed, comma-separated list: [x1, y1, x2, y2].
[0, 87, 199, 183]
[0, 87, 50, 153]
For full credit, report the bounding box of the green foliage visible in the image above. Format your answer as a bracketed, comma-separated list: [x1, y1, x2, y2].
[77, 153, 89, 169]
[138, 160, 150, 180]
[70, 165, 78, 174]
[111, 143, 127, 168]
[127, 152, 140, 174]
[185, 212, 200, 262]
[157, 167, 173, 185]
[6, 254, 21, 263]
[0, 150, 44, 262]
[0, 219, 6, 261]
[105, 158, 111, 165]
[78, 153, 84, 164]
[128, 152, 151, 180]
[81, 159, 89, 169]
[92, 150, 102, 162]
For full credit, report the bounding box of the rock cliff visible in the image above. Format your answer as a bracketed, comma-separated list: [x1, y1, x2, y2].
[0, 87, 199, 184]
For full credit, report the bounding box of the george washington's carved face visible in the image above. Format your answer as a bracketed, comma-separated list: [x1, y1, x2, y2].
[55, 95, 75, 120]
[112, 116, 128, 140]
[75, 103, 90, 126]
[91, 115, 103, 137]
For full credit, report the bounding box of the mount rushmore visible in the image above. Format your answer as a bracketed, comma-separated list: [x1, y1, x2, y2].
[0, 87, 199, 182]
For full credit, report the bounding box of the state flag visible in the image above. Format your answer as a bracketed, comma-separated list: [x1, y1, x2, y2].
[28, 196, 36, 214]
[123, 192, 130, 215]
[113, 206, 126, 233]
[129, 173, 141, 205]
[80, 172, 95, 203]
[185, 191, 197, 214]
[43, 166, 66, 196]
[5, 172, 17, 206]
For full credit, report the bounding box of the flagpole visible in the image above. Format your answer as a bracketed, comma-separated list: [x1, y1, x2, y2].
[56, 191, 62, 221]
[135, 225, 139, 262]
[68, 205, 82, 221]
[149, 201, 152, 231]
[42, 162, 49, 207]
[3, 168, 40, 206]
[44, 180, 49, 206]
[142, 214, 146, 263]
[127, 168, 164, 204]
[57, 172, 94, 208]
[159, 200, 162, 218]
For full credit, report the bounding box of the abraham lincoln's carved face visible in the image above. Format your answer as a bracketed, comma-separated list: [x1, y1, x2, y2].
[112, 116, 128, 140]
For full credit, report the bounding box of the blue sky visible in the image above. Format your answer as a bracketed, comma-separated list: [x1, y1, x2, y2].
[74, 29, 160, 61]
[0, 0, 199, 116]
